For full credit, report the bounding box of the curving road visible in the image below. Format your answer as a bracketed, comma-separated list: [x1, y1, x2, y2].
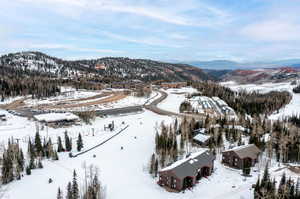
[144, 90, 204, 119]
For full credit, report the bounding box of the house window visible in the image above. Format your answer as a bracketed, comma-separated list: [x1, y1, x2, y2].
[234, 158, 238, 166]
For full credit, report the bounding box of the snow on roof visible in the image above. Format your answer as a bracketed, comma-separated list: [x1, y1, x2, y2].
[223, 144, 261, 159]
[224, 125, 250, 132]
[193, 128, 206, 133]
[161, 149, 208, 172]
[193, 133, 211, 143]
[34, 112, 79, 123]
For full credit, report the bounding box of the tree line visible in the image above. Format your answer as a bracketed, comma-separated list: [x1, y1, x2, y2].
[191, 81, 292, 116]
[254, 165, 300, 199]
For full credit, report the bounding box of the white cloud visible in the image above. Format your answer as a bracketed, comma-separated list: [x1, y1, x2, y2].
[30, 43, 124, 53]
[101, 31, 183, 48]
[1, 41, 123, 54]
[241, 20, 300, 42]
[17, 0, 230, 27]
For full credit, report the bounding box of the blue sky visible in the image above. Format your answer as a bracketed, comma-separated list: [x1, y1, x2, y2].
[1, 0, 300, 62]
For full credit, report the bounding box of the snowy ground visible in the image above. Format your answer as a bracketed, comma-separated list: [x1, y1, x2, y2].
[1, 84, 299, 199]
[1, 110, 262, 199]
[157, 87, 198, 113]
[221, 81, 300, 120]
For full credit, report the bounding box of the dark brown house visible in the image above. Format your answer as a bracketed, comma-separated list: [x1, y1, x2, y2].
[222, 144, 261, 169]
[158, 150, 215, 191]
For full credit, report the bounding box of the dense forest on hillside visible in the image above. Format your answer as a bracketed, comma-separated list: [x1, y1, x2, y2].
[0, 51, 213, 83]
[192, 82, 292, 116]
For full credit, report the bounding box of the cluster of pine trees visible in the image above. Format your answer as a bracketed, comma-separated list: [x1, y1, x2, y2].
[0, 77, 61, 101]
[26, 131, 59, 175]
[254, 165, 300, 199]
[1, 131, 61, 185]
[57, 165, 105, 199]
[152, 122, 179, 169]
[57, 131, 84, 153]
[1, 138, 25, 184]
[191, 82, 292, 116]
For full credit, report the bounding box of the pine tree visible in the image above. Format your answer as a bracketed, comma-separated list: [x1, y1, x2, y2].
[28, 139, 35, 158]
[34, 131, 43, 156]
[154, 159, 158, 177]
[57, 136, 64, 152]
[254, 176, 260, 197]
[149, 153, 155, 175]
[66, 182, 72, 199]
[76, 133, 83, 152]
[29, 156, 36, 169]
[57, 187, 63, 199]
[261, 164, 270, 188]
[17, 149, 25, 172]
[65, 131, 72, 152]
[2, 152, 14, 184]
[72, 170, 79, 199]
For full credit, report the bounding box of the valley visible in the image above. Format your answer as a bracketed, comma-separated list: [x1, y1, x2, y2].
[0, 78, 299, 199]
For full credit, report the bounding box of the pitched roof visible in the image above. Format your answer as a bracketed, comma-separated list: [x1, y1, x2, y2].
[223, 144, 261, 159]
[193, 133, 211, 143]
[160, 149, 215, 179]
[34, 112, 79, 123]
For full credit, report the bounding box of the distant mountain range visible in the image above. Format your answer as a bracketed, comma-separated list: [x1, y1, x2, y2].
[0, 51, 213, 82]
[184, 59, 300, 70]
[222, 67, 300, 83]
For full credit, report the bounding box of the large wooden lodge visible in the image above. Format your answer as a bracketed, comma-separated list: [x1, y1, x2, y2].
[222, 144, 261, 169]
[158, 150, 215, 191]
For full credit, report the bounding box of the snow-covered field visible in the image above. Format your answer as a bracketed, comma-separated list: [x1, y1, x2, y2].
[1, 109, 262, 199]
[157, 87, 198, 113]
[1, 85, 299, 199]
[221, 81, 300, 120]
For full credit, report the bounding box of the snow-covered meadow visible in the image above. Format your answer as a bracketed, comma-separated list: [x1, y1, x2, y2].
[157, 87, 197, 113]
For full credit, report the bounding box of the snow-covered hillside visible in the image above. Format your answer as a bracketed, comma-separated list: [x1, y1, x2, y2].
[221, 81, 300, 120]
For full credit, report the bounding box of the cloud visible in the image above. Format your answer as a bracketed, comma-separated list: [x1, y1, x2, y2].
[0, 41, 123, 54]
[101, 31, 183, 48]
[29, 43, 124, 53]
[16, 0, 230, 27]
[241, 20, 300, 41]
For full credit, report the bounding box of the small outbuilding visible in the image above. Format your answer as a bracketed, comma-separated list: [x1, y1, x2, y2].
[222, 144, 261, 169]
[193, 133, 211, 146]
[158, 150, 215, 191]
[34, 112, 79, 127]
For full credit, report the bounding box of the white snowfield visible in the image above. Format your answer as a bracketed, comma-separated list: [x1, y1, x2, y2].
[221, 81, 300, 120]
[34, 112, 79, 123]
[0, 86, 298, 199]
[157, 87, 198, 113]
